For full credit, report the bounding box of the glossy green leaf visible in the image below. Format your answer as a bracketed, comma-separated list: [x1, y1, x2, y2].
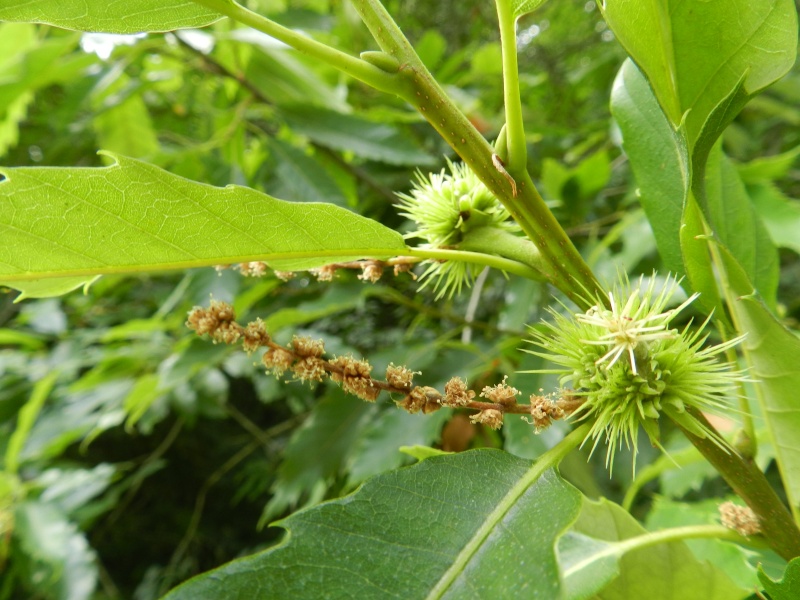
[601, 0, 797, 152]
[703, 143, 779, 308]
[678, 196, 724, 316]
[759, 557, 800, 599]
[0, 152, 407, 297]
[0, 0, 221, 34]
[166, 451, 582, 600]
[560, 498, 747, 600]
[715, 243, 800, 516]
[612, 60, 778, 307]
[610, 60, 688, 278]
[280, 105, 437, 166]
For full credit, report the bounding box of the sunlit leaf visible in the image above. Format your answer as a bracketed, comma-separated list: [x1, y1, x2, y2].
[560, 498, 747, 599]
[0, 152, 407, 297]
[0, 0, 221, 34]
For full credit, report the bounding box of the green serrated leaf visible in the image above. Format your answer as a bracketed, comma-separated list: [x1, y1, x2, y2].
[166, 451, 582, 600]
[759, 557, 800, 599]
[560, 498, 748, 600]
[0, 152, 407, 297]
[601, 0, 797, 152]
[0, 0, 221, 34]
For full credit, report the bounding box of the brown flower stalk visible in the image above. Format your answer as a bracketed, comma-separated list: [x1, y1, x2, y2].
[214, 257, 420, 282]
[186, 301, 582, 425]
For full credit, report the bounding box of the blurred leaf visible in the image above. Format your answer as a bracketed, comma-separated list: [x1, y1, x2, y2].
[13, 501, 98, 600]
[93, 89, 159, 158]
[0, 153, 407, 296]
[268, 138, 348, 207]
[280, 105, 436, 166]
[415, 30, 447, 72]
[0, 1, 221, 33]
[262, 389, 375, 523]
[737, 145, 800, 184]
[560, 498, 747, 600]
[122, 373, 162, 430]
[749, 183, 800, 254]
[263, 283, 363, 333]
[759, 557, 800, 599]
[38, 464, 117, 519]
[345, 408, 449, 486]
[601, 0, 797, 153]
[0, 328, 45, 350]
[5, 372, 58, 475]
[715, 243, 800, 518]
[227, 35, 349, 112]
[166, 453, 582, 600]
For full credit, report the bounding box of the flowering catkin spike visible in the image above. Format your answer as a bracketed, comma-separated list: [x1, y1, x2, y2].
[526, 274, 747, 472]
[186, 300, 242, 345]
[442, 377, 475, 407]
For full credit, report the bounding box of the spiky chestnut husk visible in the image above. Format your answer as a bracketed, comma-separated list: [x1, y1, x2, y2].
[525, 275, 747, 471]
[396, 159, 519, 298]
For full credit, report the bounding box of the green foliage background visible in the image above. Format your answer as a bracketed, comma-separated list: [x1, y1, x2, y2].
[0, 0, 798, 598]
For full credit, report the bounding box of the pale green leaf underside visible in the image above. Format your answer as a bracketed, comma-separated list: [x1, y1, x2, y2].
[0, 152, 407, 294]
[165, 451, 582, 600]
[0, 0, 221, 34]
[560, 498, 746, 600]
